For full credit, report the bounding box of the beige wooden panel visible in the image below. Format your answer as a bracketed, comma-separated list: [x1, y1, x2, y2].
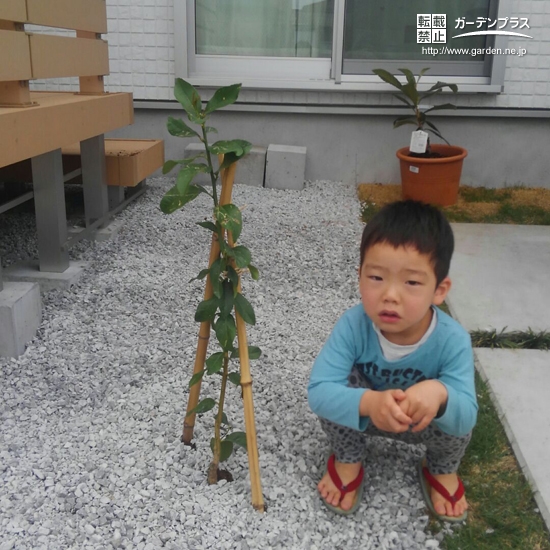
[26, 0, 107, 33]
[0, 30, 31, 81]
[0, 92, 134, 167]
[0, 0, 27, 23]
[29, 35, 109, 79]
[61, 139, 164, 187]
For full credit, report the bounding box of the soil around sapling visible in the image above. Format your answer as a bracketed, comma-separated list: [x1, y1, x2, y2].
[217, 468, 234, 482]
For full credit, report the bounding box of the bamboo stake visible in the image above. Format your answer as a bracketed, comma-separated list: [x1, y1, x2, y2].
[217, 160, 264, 511]
[220, 159, 264, 510]
[182, 159, 238, 444]
[182, 232, 219, 444]
[236, 316, 264, 511]
[230, 263, 265, 512]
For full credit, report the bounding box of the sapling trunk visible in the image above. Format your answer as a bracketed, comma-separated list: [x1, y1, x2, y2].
[207, 352, 230, 485]
[202, 126, 219, 206]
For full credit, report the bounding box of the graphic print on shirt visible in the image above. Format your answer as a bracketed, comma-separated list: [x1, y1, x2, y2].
[354, 361, 427, 390]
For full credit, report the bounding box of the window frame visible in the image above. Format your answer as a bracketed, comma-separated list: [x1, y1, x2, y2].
[175, 0, 511, 93]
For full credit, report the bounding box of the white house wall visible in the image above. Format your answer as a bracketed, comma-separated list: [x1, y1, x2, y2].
[29, 0, 550, 187]
[29, 0, 550, 109]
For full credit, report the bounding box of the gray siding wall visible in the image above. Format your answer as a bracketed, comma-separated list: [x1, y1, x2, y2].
[107, 109, 550, 188]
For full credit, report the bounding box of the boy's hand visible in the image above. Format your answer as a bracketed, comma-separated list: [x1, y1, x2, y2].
[360, 389, 412, 433]
[403, 380, 448, 433]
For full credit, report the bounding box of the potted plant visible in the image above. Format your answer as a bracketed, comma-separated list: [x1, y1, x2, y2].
[373, 67, 467, 207]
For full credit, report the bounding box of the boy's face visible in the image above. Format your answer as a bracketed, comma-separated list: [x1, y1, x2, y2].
[359, 242, 451, 346]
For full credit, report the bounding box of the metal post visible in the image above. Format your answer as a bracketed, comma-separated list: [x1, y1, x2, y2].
[108, 186, 125, 211]
[0, 262, 3, 292]
[31, 149, 70, 273]
[80, 135, 109, 228]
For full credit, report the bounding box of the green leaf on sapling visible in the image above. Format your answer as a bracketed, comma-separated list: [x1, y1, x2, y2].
[229, 246, 251, 269]
[234, 293, 256, 325]
[176, 164, 209, 194]
[228, 372, 241, 385]
[187, 397, 216, 416]
[227, 266, 240, 295]
[219, 280, 235, 318]
[196, 221, 218, 233]
[162, 160, 180, 174]
[195, 297, 219, 322]
[248, 264, 260, 281]
[210, 139, 251, 156]
[167, 116, 199, 138]
[214, 314, 236, 351]
[230, 345, 261, 360]
[188, 268, 210, 283]
[174, 78, 203, 120]
[221, 412, 231, 427]
[206, 352, 225, 375]
[215, 203, 243, 242]
[188, 369, 205, 387]
[225, 431, 247, 450]
[210, 438, 234, 462]
[204, 84, 242, 115]
[160, 183, 202, 214]
[218, 152, 240, 171]
[209, 258, 224, 298]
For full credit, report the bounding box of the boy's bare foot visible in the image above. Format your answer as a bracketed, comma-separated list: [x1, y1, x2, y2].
[318, 460, 362, 511]
[430, 472, 468, 517]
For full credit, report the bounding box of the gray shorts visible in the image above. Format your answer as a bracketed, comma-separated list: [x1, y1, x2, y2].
[318, 366, 472, 475]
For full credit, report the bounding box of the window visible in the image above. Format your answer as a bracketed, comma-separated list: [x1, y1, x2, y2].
[342, 0, 496, 77]
[177, 0, 505, 90]
[184, 0, 335, 81]
[195, 0, 333, 58]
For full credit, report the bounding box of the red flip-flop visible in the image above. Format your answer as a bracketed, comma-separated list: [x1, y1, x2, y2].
[417, 458, 467, 523]
[321, 454, 365, 515]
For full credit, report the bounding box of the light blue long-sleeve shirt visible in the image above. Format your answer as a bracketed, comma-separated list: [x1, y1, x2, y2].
[308, 304, 478, 437]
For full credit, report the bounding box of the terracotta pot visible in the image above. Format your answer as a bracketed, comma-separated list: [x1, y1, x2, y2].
[396, 144, 468, 207]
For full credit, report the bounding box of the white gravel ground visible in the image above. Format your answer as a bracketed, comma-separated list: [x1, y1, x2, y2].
[0, 178, 453, 549]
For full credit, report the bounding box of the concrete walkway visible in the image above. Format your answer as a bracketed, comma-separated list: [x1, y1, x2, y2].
[447, 223, 550, 530]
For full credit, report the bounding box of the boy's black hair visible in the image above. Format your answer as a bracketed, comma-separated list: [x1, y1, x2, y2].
[360, 200, 454, 285]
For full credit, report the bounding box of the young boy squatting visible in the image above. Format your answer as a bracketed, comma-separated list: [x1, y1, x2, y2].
[308, 200, 478, 521]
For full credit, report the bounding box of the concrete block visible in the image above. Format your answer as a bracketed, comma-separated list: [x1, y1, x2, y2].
[67, 219, 124, 243]
[3, 260, 88, 292]
[94, 219, 125, 242]
[0, 281, 42, 358]
[265, 144, 307, 191]
[183, 143, 267, 187]
[234, 146, 266, 187]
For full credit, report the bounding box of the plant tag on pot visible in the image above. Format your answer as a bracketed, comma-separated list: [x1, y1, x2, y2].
[410, 130, 428, 154]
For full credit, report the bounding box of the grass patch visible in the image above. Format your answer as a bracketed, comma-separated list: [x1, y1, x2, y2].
[434, 306, 550, 547]
[471, 328, 550, 350]
[459, 186, 513, 203]
[439, 372, 550, 550]
[358, 184, 550, 225]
